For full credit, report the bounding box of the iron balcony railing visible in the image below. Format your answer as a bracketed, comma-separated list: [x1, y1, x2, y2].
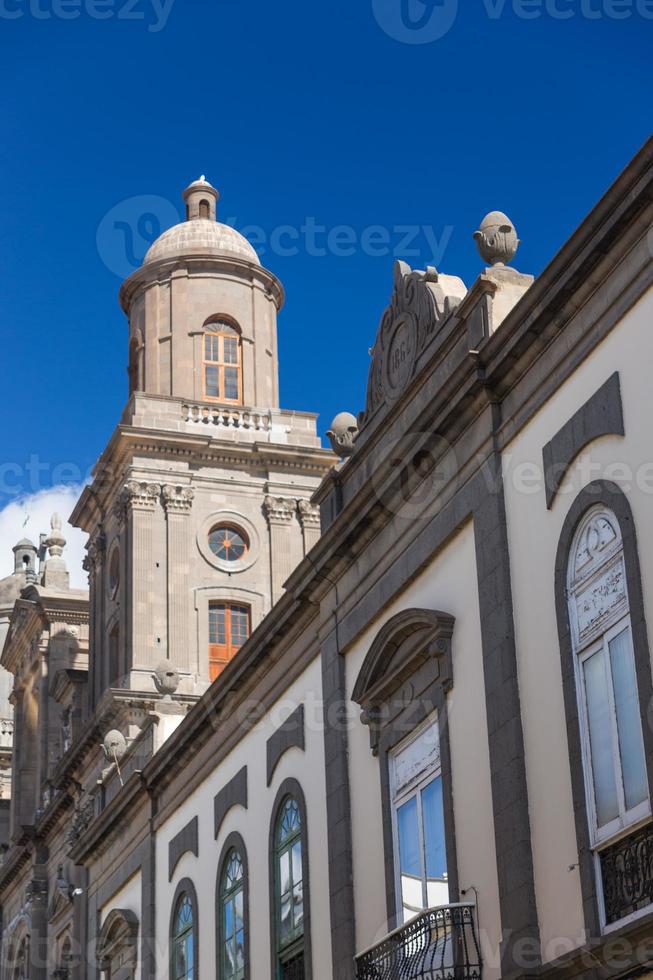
[355, 903, 481, 980]
[600, 821, 653, 925]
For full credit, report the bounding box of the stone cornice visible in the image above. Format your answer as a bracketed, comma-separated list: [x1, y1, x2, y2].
[71, 428, 333, 531]
[119, 252, 285, 314]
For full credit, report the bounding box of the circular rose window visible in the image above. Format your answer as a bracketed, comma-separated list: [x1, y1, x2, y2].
[208, 525, 249, 562]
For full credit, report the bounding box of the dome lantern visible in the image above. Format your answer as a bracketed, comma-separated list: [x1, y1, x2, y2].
[182, 175, 219, 222]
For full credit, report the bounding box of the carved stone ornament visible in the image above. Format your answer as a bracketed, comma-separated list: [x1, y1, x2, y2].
[473, 210, 520, 267]
[153, 661, 180, 699]
[326, 412, 359, 459]
[568, 507, 628, 649]
[66, 796, 96, 847]
[264, 495, 296, 524]
[122, 481, 161, 511]
[162, 484, 195, 513]
[362, 260, 465, 426]
[102, 729, 128, 763]
[297, 499, 321, 529]
[84, 532, 106, 574]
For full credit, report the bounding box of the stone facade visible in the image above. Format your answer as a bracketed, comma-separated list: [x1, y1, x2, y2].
[2, 142, 653, 980]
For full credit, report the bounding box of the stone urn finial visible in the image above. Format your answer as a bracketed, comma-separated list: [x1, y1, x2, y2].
[327, 412, 359, 459]
[153, 661, 180, 700]
[473, 211, 520, 266]
[44, 512, 66, 559]
[102, 729, 127, 762]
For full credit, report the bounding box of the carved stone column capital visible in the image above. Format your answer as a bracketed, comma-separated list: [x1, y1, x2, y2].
[263, 495, 296, 524]
[297, 499, 321, 530]
[162, 484, 195, 514]
[123, 481, 161, 511]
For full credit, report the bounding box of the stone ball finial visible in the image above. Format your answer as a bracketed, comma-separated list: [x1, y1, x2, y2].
[102, 729, 127, 762]
[473, 211, 520, 266]
[327, 412, 359, 459]
[152, 661, 180, 699]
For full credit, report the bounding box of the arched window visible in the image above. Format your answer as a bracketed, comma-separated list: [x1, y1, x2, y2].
[218, 843, 247, 980]
[171, 890, 196, 980]
[199, 199, 210, 219]
[567, 505, 649, 845]
[274, 796, 305, 978]
[203, 319, 242, 405]
[12, 936, 29, 980]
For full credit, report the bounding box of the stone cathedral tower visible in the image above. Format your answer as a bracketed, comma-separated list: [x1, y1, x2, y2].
[72, 177, 333, 708]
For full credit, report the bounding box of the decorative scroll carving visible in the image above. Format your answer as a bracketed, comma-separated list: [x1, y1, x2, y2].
[362, 260, 465, 426]
[162, 484, 195, 514]
[122, 481, 161, 511]
[263, 495, 296, 524]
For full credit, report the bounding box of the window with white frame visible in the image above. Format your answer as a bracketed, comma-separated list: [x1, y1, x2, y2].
[390, 716, 448, 923]
[567, 505, 650, 850]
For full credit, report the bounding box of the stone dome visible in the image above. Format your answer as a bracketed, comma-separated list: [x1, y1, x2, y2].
[144, 219, 260, 267]
[0, 572, 26, 613]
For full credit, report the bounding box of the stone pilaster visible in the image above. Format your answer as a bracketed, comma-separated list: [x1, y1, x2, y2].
[161, 485, 194, 674]
[297, 499, 321, 554]
[85, 531, 105, 708]
[124, 481, 160, 672]
[264, 496, 296, 604]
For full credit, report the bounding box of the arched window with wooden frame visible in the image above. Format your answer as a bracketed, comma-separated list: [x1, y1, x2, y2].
[203, 318, 242, 405]
[269, 780, 311, 980]
[208, 601, 250, 682]
[217, 833, 249, 980]
[170, 881, 198, 980]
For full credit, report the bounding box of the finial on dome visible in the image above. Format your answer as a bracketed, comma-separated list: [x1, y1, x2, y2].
[183, 176, 219, 222]
[473, 211, 520, 266]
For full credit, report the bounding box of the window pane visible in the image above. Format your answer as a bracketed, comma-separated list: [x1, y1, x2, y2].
[280, 894, 292, 944]
[223, 337, 238, 364]
[584, 650, 620, 827]
[224, 367, 239, 401]
[397, 795, 422, 916]
[209, 605, 226, 644]
[293, 880, 304, 930]
[422, 776, 449, 907]
[224, 900, 234, 940]
[279, 850, 291, 894]
[610, 629, 648, 810]
[205, 365, 220, 398]
[291, 840, 303, 887]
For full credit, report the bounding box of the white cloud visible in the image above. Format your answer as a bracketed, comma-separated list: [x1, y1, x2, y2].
[0, 486, 88, 589]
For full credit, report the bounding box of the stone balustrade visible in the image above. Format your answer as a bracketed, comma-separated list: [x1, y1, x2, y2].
[182, 402, 272, 432]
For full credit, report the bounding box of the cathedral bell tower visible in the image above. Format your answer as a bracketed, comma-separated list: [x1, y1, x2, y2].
[72, 177, 333, 710]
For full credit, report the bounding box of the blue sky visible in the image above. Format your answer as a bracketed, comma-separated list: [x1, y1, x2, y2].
[0, 0, 651, 526]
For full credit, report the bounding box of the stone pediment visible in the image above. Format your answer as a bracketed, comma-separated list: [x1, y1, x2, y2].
[361, 260, 466, 431]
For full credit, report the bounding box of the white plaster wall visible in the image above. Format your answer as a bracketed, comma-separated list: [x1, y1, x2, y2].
[99, 870, 142, 978]
[503, 285, 653, 962]
[154, 656, 329, 980]
[346, 521, 502, 980]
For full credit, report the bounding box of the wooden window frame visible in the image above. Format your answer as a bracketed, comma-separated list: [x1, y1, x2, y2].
[202, 322, 243, 406]
[209, 602, 251, 682]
